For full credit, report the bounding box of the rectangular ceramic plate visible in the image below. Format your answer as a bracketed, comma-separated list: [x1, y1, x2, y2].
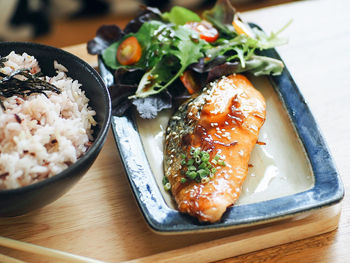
[100, 30, 344, 233]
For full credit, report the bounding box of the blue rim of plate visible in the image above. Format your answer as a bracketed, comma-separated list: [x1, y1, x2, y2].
[100, 24, 344, 233]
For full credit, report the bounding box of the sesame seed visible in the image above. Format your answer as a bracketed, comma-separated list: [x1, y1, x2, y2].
[214, 134, 222, 138]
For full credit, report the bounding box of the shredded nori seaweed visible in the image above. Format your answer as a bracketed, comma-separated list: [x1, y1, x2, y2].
[0, 67, 61, 110]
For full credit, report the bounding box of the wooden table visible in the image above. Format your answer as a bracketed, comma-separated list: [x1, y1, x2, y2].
[227, 1, 350, 262]
[1, 0, 349, 262]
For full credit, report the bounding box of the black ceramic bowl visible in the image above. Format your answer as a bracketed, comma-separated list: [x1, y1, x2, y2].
[0, 42, 111, 216]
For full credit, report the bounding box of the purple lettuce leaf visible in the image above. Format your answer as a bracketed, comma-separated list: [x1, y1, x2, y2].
[87, 25, 124, 55]
[124, 6, 162, 34]
[190, 55, 227, 73]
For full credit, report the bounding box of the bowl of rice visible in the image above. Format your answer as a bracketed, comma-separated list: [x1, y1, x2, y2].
[0, 42, 111, 216]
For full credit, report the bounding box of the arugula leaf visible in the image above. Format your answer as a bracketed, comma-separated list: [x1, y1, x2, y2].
[252, 22, 290, 49]
[134, 55, 180, 98]
[162, 6, 201, 25]
[202, 0, 236, 36]
[202, 0, 288, 78]
[133, 25, 208, 98]
[247, 55, 284, 76]
[207, 55, 284, 83]
[205, 25, 287, 72]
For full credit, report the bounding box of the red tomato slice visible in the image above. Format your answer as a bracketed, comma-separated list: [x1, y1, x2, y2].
[117, 36, 142, 65]
[185, 21, 219, 43]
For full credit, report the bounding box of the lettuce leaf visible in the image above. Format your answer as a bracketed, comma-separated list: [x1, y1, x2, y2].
[87, 25, 124, 55]
[204, 26, 288, 76]
[102, 20, 166, 70]
[207, 55, 284, 83]
[202, 0, 236, 36]
[130, 23, 208, 98]
[162, 6, 201, 25]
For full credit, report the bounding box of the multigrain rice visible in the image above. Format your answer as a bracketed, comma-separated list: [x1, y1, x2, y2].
[0, 52, 96, 189]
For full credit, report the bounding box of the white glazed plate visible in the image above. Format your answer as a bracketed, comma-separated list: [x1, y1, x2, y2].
[102, 32, 344, 233]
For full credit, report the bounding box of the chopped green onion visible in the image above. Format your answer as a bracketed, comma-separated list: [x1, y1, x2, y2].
[198, 162, 207, 169]
[201, 177, 210, 184]
[190, 147, 195, 155]
[179, 147, 226, 183]
[201, 151, 209, 158]
[187, 159, 194, 166]
[188, 165, 196, 171]
[201, 155, 210, 162]
[197, 169, 209, 178]
[218, 160, 226, 166]
[194, 148, 201, 156]
[186, 171, 197, 179]
[164, 182, 171, 191]
[202, 151, 210, 157]
[162, 176, 169, 185]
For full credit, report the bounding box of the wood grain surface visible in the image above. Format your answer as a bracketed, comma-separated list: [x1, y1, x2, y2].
[0, 130, 342, 263]
[220, 0, 350, 262]
[1, 0, 349, 262]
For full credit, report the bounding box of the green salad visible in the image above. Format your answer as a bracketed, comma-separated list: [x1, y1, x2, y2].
[88, 0, 289, 118]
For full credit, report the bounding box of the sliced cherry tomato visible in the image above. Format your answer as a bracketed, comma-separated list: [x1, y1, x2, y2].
[117, 36, 142, 65]
[185, 21, 219, 43]
[180, 70, 200, 95]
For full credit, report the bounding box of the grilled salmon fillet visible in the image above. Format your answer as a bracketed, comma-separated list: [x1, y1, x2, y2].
[164, 74, 266, 222]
